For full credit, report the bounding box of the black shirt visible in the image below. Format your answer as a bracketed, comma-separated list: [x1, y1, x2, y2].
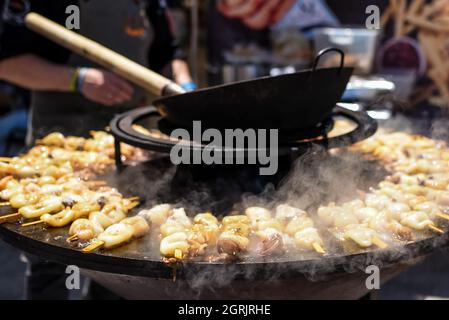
[0, 0, 182, 72]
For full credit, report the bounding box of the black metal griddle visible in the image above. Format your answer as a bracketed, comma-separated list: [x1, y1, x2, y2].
[1, 125, 448, 298]
[0, 209, 447, 299]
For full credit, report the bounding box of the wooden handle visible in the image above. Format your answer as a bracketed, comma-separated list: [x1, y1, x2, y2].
[25, 12, 185, 97]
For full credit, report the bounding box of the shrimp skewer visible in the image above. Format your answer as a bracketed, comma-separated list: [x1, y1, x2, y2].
[83, 216, 150, 252]
[317, 203, 389, 250]
[188, 213, 220, 257]
[138, 204, 173, 226]
[159, 208, 193, 261]
[275, 204, 326, 254]
[244, 207, 285, 256]
[216, 215, 251, 257]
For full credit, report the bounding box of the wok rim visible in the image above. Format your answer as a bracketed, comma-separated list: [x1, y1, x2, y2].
[153, 66, 354, 106]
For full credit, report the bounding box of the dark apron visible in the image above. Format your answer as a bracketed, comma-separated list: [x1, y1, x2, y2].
[29, 0, 153, 142]
[23, 0, 153, 299]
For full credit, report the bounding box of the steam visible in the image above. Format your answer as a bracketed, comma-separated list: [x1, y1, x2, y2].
[100, 112, 449, 298]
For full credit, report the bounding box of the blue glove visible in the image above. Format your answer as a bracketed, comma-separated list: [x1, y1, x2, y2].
[180, 81, 197, 92]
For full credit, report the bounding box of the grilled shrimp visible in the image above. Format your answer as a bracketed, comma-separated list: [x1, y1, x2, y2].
[138, 204, 173, 226]
[41, 208, 75, 227]
[19, 196, 64, 219]
[38, 132, 66, 147]
[294, 227, 324, 251]
[275, 204, 307, 224]
[217, 215, 251, 256]
[160, 208, 192, 238]
[121, 216, 150, 238]
[9, 193, 40, 209]
[160, 232, 190, 259]
[97, 223, 134, 249]
[245, 207, 271, 228]
[69, 219, 97, 241]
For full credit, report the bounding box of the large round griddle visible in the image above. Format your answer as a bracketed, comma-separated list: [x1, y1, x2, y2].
[0, 211, 447, 281]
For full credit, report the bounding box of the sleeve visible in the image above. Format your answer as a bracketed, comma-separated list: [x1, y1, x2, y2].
[147, 0, 187, 73]
[0, 0, 76, 63]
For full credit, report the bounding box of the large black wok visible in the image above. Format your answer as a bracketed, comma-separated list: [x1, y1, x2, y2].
[155, 49, 353, 131]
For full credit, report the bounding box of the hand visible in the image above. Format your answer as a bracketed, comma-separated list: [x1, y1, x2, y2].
[171, 59, 195, 90]
[218, 0, 295, 30]
[80, 68, 134, 106]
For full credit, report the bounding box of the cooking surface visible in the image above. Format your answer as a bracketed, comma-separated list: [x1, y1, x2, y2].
[1, 148, 448, 280]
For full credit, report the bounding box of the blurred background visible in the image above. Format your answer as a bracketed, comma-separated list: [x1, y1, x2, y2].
[1, 0, 449, 299]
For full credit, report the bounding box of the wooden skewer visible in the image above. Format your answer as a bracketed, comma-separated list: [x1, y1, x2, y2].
[82, 240, 104, 253]
[85, 181, 108, 188]
[174, 248, 183, 260]
[0, 202, 11, 207]
[127, 197, 140, 202]
[410, 84, 437, 107]
[428, 69, 449, 106]
[21, 220, 45, 227]
[381, 4, 395, 28]
[428, 224, 445, 235]
[66, 234, 79, 242]
[407, 15, 449, 33]
[372, 236, 389, 249]
[436, 212, 449, 222]
[312, 242, 326, 254]
[0, 157, 12, 163]
[0, 213, 21, 224]
[395, 0, 407, 38]
[407, 0, 425, 17]
[125, 201, 140, 211]
[403, 0, 425, 34]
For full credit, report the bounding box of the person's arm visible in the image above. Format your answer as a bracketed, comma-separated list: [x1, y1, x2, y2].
[0, 54, 134, 106]
[218, 0, 296, 30]
[148, 1, 196, 90]
[0, 54, 72, 91]
[171, 59, 195, 90]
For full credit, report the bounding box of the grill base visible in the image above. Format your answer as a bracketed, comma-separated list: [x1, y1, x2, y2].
[83, 261, 418, 300]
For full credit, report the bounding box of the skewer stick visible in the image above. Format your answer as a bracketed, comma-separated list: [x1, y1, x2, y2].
[125, 201, 140, 211]
[21, 220, 45, 227]
[127, 197, 140, 202]
[395, 0, 407, 37]
[407, 0, 425, 17]
[436, 212, 449, 222]
[0, 213, 21, 224]
[0, 157, 12, 163]
[174, 249, 183, 260]
[66, 235, 79, 242]
[407, 15, 449, 33]
[428, 224, 445, 235]
[82, 240, 104, 253]
[381, 4, 394, 28]
[85, 181, 108, 188]
[312, 242, 326, 254]
[0, 202, 11, 207]
[403, 0, 425, 34]
[372, 236, 388, 249]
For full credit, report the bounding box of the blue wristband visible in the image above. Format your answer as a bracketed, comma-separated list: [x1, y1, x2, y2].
[76, 68, 88, 93]
[180, 81, 197, 92]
